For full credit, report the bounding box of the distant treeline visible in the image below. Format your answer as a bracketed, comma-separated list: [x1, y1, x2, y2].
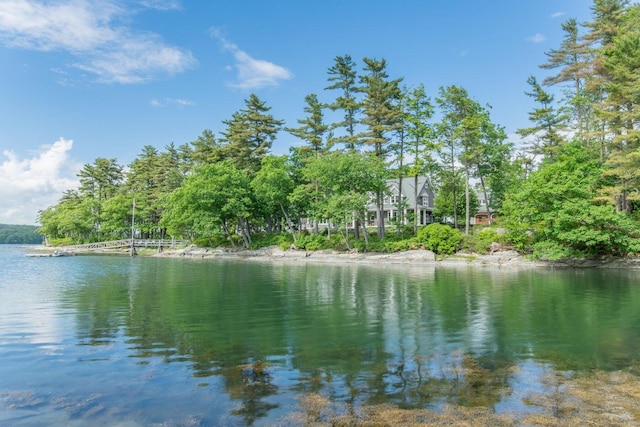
[0, 224, 42, 244]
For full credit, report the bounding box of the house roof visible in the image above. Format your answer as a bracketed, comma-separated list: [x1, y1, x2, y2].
[380, 176, 435, 207]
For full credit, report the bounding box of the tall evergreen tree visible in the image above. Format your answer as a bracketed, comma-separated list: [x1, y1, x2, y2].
[189, 129, 224, 168]
[517, 76, 570, 161]
[221, 94, 283, 174]
[582, 0, 631, 150]
[325, 54, 360, 151]
[358, 57, 403, 158]
[358, 57, 403, 239]
[286, 93, 330, 158]
[540, 18, 593, 139]
[404, 84, 437, 233]
[77, 157, 124, 238]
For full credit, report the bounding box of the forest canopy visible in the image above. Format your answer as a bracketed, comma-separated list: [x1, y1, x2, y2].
[0, 224, 41, 244]
[37, 0, 640, 259]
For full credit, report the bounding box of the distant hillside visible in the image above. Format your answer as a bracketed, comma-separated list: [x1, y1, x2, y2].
[0, 224, 42, 244]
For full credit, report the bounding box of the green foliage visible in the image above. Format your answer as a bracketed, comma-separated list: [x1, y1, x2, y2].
[296, 233, 331, 251]
[433, 173, 480, 223]
[47, 237, 75, 247]
[502, 142, 640, 258]
[249, 233, 294, 251]
[221, 94, 283, 174]
[503, 229, 532, 253]
[417, 223, 462, 255]
[161, 161, 254, 246]
[0, 224, 41, 244]
[32, 28, 640, 260]
[530, 241, 580, 260]
[325, 54, 360, 151]
[192, 234, 227, 248]
[517, 75, 569, 159]
[462, 229, 500, 254]
[384, 237, 420, 252]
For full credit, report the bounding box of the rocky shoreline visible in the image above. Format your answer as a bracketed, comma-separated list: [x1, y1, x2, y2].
[31, 243, 640, 269]
[148, 245, 640, 269]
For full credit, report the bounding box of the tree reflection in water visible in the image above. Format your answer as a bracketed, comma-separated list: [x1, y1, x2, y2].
[61, 259, 640, 424]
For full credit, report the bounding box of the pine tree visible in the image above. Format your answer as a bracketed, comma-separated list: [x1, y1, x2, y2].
[517, 76, 570, 161]
[221, 94, 283, 174]
[325, 55, 360, 151]
[404, 84, 437, 233]
[540, 18, 593, 139]
[358, 57, 403, 239]
[286, 93, 330, 158]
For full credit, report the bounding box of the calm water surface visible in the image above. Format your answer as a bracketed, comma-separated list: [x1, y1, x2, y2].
[1, 245, 639, 425]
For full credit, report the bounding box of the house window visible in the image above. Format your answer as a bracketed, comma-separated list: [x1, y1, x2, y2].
[391, 195, 399, 204]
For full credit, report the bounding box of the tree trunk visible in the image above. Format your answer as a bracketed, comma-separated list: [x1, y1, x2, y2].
[414, 175, 419, 235]
[359, 213, 369, 249]
[340, 215, 351, 251]
[377, 191, 385, 240]
[479, 175, 493, 225]
[397, 175, 404, 236]
[222, 220, 236, 248]
[237, 217, 251, 248]
[451, 146, 458, 229]
[464, 166, 470, 235]
[279, 202, 297, 243]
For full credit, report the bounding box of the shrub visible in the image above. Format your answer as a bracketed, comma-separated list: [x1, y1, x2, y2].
[531, 241, 580, 260]
[48, 237, 75, 247]
[296, 233, 330, 251]
[360, 235, 387, 253]
[504, 229, 532, 253]
[417, 223, 462, 255]
[249, 232, 293, 250]
[385, 238, 420, 252]
[465, 229, 501, 254]
[193, 235, 226, 248]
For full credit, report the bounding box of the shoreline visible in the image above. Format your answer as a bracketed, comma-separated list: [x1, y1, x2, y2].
[150, 245, 640, 270]
[28, 244, 640, 269]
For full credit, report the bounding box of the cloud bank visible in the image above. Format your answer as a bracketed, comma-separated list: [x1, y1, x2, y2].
[0, 0, 196, 83]
[0, 138, 80, 225]
[210, 27, 293, 89]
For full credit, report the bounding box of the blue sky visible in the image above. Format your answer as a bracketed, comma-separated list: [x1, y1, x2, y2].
[0, 0, 593, 225]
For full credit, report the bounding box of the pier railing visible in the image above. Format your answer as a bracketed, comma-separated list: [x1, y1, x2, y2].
[58, 239, 188, 251]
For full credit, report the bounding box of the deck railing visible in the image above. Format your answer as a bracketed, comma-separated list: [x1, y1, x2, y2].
[58, 239, 188, 251]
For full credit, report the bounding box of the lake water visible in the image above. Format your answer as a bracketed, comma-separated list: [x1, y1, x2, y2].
[1, 244, 639, 426]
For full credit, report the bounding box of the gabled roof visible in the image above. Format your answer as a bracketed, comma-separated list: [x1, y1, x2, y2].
[382, 176, 435, 207]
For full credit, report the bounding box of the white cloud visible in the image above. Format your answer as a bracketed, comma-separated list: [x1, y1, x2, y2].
[137, 0, 181, 11]
[527, 33, 546, 43]
[210, 27, 293, 89]
[551, 12, 566, 18]
[0, 138, 80, 225]
[174, 98, 194, 107]
[0, 0, 195, 84]
[150, 97, 195, 107]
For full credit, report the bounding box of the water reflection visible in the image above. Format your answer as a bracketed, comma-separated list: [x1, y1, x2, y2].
[6, 254, 639, 425]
